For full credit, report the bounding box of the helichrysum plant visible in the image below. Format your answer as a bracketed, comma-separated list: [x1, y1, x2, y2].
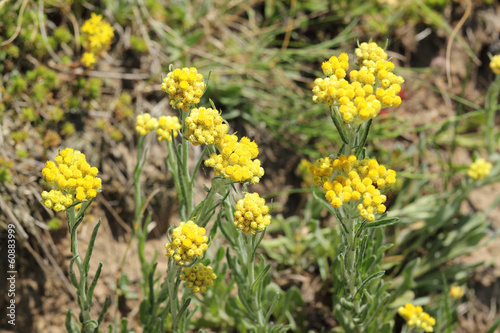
[80, 13, 114, 68]
[127, 64, 284, 332]
[41, 148, 108, 332]
[309, 41, 411, 332]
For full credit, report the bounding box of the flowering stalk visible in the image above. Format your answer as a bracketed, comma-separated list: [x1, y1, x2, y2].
[215, 186, 284, 332]
[130, 63, 282, 331]
[41, 148, 108, 333]
[65, 203, 109, 333]
[310, 42, 410, 332]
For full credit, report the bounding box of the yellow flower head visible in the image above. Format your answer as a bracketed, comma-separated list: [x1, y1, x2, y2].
[308, 156, 334, 186]
[490, 55, 500, 75]
[81, 52, 97, 68]
[41, 148, 102, 212]
[185, 107, 228, 145]
[179, 262, 217, 293]
[204, 134, 265, 184]
[467, 158, 492, 180]
[355, 42, 388, 69]
[80, 13, 114, 68]
[234, 192, 271, 234]
[321, 52, 349, 77]
[312, 41, 404, 125]
[161, 67, 205, 112]
[135, 113, 158, 136]
[165, 220, 209, 265]
[156, 115, 181, 142]
[449, 286, 464, 299]
[81, 13, 114, 51]
[398, 303, 436, 332]
[314, 154, 396, 222]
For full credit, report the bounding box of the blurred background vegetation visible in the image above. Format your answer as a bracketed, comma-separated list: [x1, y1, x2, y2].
[1, 0, 500, 331]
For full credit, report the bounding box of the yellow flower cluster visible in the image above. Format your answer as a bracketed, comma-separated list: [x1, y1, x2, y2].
[449, 286, 464, 299]
[490, 55, 500, 75]
[157, 116, 182, 142]
[81, 52, 97, 68]
[310, 155, 396, 222]
[164, 220, 209, 265]
[467, 158, 492, 180]
[355, 42, 388, 69]
[185, 107, 228, 145]
[312, 42, 404, 125]
[321, 53, 349, 78]
[179, 263, 217, 293]
[135, 113, 181, 142]
[161, 67, 205, 112]
[234, 193, 271, 234]
[204, 134, 265, 184]
[135, 113, 158, 136]
[398, 303, 436, 332]
[41, 148, 102, 212]
[80, 13, 114, 68]
[309, 156, 333, 187]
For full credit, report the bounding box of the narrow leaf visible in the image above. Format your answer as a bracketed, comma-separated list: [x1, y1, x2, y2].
[87, 262, 103, 302]
[251, 264, 271, 294]
[69, 256, 79, 288]
[97, 297, 110, 326]
[84, 219, 102, 275]
[265, 292, 281, 321]
[356, 119, 372, 157]
[172, 298, 192, 329]
[355, 270, 386, 297]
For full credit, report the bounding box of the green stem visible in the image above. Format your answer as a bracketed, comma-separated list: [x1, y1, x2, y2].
[245, 235, 266, 331]
[196, 178, 231, 227]
[166, 139, 182, 213]
[66, 206, 91, 326]
[345, 217, 357, 298]
[167, 259, 180, 331]
[133, 135, 146, 225]
[180, 111, 194, 217]
[330, 105, 349, 145]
